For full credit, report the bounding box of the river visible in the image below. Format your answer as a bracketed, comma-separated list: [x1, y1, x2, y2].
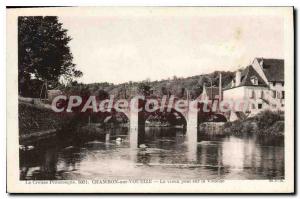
[20, 126, 284, 180]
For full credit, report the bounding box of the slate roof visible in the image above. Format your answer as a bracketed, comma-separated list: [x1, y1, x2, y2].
[240, 65, 268, 87]
[256, 58, 284, 82]
[223, 58, 284, 90]
[223, 65, 268, 90]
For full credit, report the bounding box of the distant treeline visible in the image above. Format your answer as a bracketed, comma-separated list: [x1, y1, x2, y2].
[60, 71, 235, 100]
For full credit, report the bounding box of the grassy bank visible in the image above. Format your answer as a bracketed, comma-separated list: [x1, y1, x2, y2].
[19, 102, 63, 136]
[19, 102, 83, 144]
[222, 110, 284, 136]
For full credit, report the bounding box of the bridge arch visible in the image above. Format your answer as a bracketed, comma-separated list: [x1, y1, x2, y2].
[89, 108, 130, 125]
[144, 107, 187, 127]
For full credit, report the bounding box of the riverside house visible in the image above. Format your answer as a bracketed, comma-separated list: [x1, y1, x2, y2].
[223, 58, 284, 120]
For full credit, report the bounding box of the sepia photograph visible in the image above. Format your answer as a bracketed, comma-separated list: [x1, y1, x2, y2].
[6, 7, 294, 193]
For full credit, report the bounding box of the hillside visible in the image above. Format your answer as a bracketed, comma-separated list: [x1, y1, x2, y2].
[62, 71, 235, 100]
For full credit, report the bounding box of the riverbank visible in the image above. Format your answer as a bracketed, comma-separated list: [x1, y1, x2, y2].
[19, 102, 63, 144]
[19, 101, 129, 144]
[19, 101, 83, 144]
[222, 110, 284, 137]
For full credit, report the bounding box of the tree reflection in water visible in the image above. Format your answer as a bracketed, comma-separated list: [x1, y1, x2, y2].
[20, 127, 284, 180]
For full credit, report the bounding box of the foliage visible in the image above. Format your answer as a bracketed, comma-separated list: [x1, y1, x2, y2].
[18, 16, 82, 96]
[255, 110, 284, 130]
[137, 81, 151, 96]
[223, 110, 284, 136]
[63, 71, 235, 100]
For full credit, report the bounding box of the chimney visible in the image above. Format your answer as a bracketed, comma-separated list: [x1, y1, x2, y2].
[259, 57, 264, 67]
[235, 70, 241, 86]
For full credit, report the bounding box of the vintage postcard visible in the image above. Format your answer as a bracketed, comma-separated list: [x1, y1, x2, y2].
[6, 7, 294, 193]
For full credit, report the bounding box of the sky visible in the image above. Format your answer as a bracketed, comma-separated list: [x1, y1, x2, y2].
[60, 13, 284, 84]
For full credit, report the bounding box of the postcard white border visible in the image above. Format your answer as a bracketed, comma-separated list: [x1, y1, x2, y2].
[6, 7, 294, 193]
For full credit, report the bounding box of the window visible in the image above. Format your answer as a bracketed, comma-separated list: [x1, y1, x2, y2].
[272, 91, 276, 98]
[282, 82, 284, 86]
[258, 104, 262, 109]
[257, 90, 263, 99]
[277, 91, 281, 99]
[252, 104, 256, 109]
[282, 91, 285, 99]
[273, 82, 276, 86]
[250, 76, 258, 85]
[250, 90, 255, 99]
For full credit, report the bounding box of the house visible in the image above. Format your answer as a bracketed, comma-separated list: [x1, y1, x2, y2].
[223, 58, 284, 118]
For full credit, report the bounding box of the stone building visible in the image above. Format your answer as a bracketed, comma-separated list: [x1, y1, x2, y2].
[223, 58, 284, 119]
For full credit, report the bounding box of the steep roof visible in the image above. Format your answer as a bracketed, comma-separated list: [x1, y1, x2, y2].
[223, 65, 268, 90]
[256, 58, 284, 82]
[240, 65, 268, 87]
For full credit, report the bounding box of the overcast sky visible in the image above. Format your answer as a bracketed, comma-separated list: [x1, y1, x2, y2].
[60, 14, 284, 84]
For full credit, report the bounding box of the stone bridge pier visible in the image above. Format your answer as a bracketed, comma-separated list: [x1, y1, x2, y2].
[126, 97, 199, 148]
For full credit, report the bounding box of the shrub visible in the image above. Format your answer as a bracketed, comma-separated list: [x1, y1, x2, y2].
[222, 110, 284, 136]
[255, 110, 284, 131]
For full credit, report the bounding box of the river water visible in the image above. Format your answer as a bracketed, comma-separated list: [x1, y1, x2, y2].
[20, 127, 284, 180]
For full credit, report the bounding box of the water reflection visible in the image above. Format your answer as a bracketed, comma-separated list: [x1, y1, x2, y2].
[185, 127, 198, 162]
[20, 127, 284, 180]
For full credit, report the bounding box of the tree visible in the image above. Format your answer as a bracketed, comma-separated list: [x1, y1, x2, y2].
[96, 89, 109, 100]
[18, 16, 82, 97]
[161, 86, 168, 95]
[138, 82, 151, 96]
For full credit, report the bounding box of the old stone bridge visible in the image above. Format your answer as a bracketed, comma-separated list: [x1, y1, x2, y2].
[102, 96, 228, 145]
